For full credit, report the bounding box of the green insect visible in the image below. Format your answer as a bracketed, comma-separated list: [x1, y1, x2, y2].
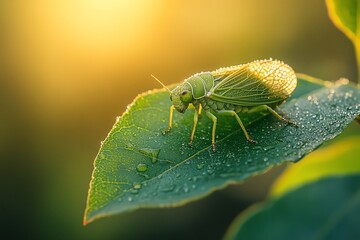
[152, 59, 297, 152]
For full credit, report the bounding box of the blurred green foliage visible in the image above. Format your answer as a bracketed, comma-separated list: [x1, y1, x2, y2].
[326, 0, 357, 41]
[327, 0, 360, 83]
[226, 174, 360, 240]
[226, 131, 360, 239]
[271, 136, 360, 197]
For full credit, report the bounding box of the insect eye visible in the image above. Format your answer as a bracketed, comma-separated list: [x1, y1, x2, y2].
[180, 90, 192, 103]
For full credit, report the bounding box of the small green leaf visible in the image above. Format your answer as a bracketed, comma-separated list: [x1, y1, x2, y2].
[224, 174, 360, 240]
[84, 75, 360, 224]
[326, 0, 357, 42]
[326, 0, 360, 84]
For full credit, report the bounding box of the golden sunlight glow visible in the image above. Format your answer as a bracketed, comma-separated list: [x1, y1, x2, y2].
[5, 0, 164, 118]
[3, 0, 346, 125]
[31, 0, 161, 54]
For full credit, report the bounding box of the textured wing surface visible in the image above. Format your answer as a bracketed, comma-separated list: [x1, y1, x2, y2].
[209, 59, 297, 106]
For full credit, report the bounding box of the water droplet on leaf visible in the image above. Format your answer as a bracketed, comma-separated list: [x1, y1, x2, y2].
[129, 189, 139, 194]
[125, 143, 135, 150]
[139, 148, 160, 163]
[197, 163, 205, 170]
[160, 184, 175, 192]
[136, 163, 148, 172]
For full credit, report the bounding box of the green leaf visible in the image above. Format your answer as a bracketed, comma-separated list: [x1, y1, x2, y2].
[225, 134, 360, 239]
[326, 0, 360, 84]
[326, 0, 357, 42]
[271, 135, 360, 197]
[224, 174, 360, 240]
[84, 75, 360, 225]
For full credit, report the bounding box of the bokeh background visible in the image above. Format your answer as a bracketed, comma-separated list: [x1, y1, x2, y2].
[0, 0, 358, 239]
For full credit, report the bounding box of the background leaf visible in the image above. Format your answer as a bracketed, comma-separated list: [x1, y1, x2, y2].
[225, 132, 360, 239]
[326, 0, 360, 84]
[224, 174, 360, 240]
[271, 135, 360, 197]
[326, 0, 357, 42]
[84, 76, 360, 224]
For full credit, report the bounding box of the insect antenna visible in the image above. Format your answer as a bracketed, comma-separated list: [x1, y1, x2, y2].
[151, 74, 171, 93]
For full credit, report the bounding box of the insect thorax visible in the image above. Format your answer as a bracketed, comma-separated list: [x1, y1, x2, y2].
[185, 73, 214, 99]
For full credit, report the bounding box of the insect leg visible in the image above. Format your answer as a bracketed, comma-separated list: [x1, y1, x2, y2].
[164, 105, 175, 134]
[249, 105, 296, 125]
[275, 106, 284, 114]
[266, 106, 296, 125]
[217, 110, 257, 144]
[198, 104, 202, 115]
[189, 106, 199, 146]
[205, 111, 217, 152]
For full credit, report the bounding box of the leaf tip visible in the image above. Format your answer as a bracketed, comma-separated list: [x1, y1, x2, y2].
[83, 211, 91, 226]
[83, 219, 88, 226]
[325, 0, 356, 43]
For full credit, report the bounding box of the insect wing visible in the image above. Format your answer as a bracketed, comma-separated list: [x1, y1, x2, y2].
[208, 59, 297, 106]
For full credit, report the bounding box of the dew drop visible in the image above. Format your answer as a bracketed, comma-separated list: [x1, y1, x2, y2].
[263, 145, 275, 152]
[207, 168, 214, 175]
[161, 184, 175, 192]
[98, 152, 105, 160]
[139, 148, 160, 163]
[197, 163, 205, 170]
[125, 143, 135, 150]
[136, 163, 148, 172]
[138, 173, 150, 179]
[129, 189, 139, 194]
